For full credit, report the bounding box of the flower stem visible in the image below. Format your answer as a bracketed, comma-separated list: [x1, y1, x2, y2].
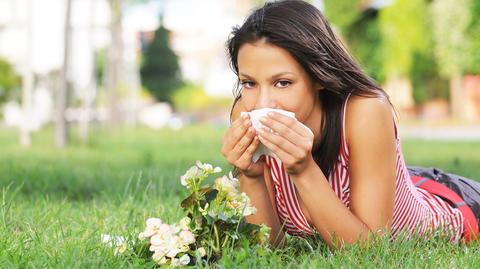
[213, 223, 220, 253]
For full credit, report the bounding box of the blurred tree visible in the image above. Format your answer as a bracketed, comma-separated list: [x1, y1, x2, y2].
[405, 0, 449, 105]
[324, 0, 361, 34]
[346, 9, 384, 83]
[56, 0, 73, 148]
[171, 83, 210, 112]
[410, 50, 449, 105]
[21, 0, 34, 147]
[379, 0, 428, 80]
[106, 0, 123, 127]
[378, 0, 429, 111]
[0, 58, 20, 104]
[465, 0, 480, 75]
[140, 25, 183, 103]
[431, 0, 472, 118]
[79, 0, 98, 145]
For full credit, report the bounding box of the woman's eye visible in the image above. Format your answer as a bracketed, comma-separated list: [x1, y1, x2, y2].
[241, 81, 256, 89]
[275, 80, 291, 88]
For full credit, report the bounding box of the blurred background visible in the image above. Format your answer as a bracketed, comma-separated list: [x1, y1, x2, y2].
[0, 0, 479, 147]
[1, 2, 480, 266]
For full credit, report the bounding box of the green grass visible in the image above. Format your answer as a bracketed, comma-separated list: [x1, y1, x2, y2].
[1, 125, 480, 268]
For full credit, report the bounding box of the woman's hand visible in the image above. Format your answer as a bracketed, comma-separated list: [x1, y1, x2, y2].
[257, 112, 315, 176]
[221, 114, 264, 178]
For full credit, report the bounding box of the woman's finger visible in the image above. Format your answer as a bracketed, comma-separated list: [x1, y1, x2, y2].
[257, 132, 297, 166]
[264, 112, 314, 140]
[236, 135, 261, 169]
[260, 116, 303, 147]
[229, 127, 256, 162]
[222, 114, 250, 154]
[257, 127, 304, 160]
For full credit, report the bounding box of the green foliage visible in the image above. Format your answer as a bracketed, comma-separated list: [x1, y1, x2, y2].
[431, 0, 472, 77]
[171, 83, 232, 112]
[410, 51, 450, 104]
[174, 163, 269, 264]
[0, 58, 21, 103]
[95, 49, 106, 87]
[140, 26, 183, 103]
[323, 0, 362, 33]
[379, 0, 429, 77]
[465, 0, 480, 74]
[346, 11, 385, 83]
[172, 83, 210, 111]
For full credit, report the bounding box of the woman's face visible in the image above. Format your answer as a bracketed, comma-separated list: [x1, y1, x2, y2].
[237, 40, 320, 125]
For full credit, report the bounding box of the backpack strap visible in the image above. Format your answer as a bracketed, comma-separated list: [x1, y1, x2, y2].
[411, 175, 479, 243]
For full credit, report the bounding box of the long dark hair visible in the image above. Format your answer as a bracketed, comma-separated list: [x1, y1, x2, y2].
[227, 0, 395, 176]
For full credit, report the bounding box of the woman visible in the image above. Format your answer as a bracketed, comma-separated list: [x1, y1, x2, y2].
[221, 0, 480, 248]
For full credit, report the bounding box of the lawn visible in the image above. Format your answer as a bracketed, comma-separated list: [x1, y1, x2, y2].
[1, 125, 480, 268]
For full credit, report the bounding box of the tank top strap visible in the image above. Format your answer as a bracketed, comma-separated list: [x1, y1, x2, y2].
[340, 92, 353, 161]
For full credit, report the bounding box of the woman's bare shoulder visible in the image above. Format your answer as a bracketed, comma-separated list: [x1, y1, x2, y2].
[345, 94, 396, 147]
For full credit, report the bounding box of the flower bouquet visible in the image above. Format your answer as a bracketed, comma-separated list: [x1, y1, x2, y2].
[103, 161, 271, 267]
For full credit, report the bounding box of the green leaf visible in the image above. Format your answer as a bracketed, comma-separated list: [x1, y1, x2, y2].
[205, 189, 218, 203]
[217, 212, 229, 222]
[180, 192, 197, 209]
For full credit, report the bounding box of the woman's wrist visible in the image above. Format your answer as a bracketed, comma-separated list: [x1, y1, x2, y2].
[292, 157, 321, 184]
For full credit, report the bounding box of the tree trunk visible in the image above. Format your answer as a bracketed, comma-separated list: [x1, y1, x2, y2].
[106, 0, 123, 128]
[79, 0, 97, 144]
[56, 0, 72, 148]
[449, 73, 465, 120]
[20, 0, 33, 147]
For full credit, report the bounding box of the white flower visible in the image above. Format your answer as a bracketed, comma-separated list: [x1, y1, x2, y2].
[179, 254, 191, 265]
[197, 247, 207, 257]
[196, 161, 222, 174]
[178, 217, 191, 230]
[139, 218, 163, 239]
[101, 234, 112, 244]
[171, 254, 190, 267]
[180, 166, 200, 186]
[166, 246, 182, 258]
[214, 173, 239, 193]
[101, 234, 127, 255]
[171, 258, 181, 267]
[240, 193, 257, 216]
[152, 250, 168, 264]
[243, 205, 257, 216]
[196, 160, 212, 170]
[179, 230, 195, 245]
[146, 218, 162, 228]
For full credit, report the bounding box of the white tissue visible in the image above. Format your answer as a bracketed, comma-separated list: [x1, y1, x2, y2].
[240, 108, 296, 163]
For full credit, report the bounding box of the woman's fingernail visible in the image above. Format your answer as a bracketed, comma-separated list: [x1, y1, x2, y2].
[260, 116, 267, 123]
[267, 112, 274, 117]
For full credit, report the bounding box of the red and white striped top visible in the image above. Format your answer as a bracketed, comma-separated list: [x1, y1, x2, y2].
[265, 93, 464, 242]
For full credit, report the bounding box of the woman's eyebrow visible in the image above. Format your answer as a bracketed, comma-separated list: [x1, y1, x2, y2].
[239, 72, 296, 79]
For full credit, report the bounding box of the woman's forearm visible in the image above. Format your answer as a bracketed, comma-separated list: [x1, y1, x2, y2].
[239, 173, 284, 246]
[292, 161, 371, 248]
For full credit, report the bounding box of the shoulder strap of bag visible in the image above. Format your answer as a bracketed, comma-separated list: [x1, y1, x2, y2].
[411, 175, 478, 243]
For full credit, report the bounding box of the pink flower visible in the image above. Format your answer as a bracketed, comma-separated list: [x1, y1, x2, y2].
[179, 230, 195, 245]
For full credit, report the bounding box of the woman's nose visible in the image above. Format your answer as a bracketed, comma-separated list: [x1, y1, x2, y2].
[256, 88, 277, 109]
